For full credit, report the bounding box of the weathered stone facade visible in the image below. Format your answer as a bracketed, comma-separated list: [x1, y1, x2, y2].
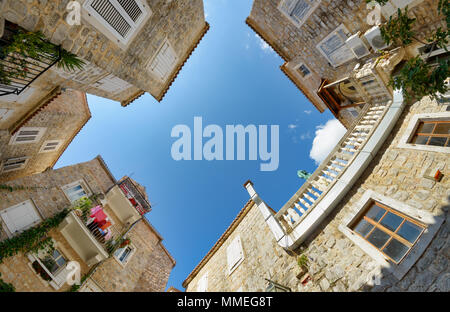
[0, 0, 208, 105]
[183, 95, 449, 292]
[87, 219, 175, 292]
[0, 89, 91, 182]
[246, 0, 445, 127]
[0, 156, 175, 292]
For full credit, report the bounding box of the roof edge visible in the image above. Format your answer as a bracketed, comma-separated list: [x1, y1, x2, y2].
[182, 199, 255, 289]
[156, 21, 210, 102]
[245, 17, 290, 62]
[280, 63, 325, 113]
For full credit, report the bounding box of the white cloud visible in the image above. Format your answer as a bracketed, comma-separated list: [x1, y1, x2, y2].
[288, 124, 297, 129]
[310, 119, 346, 164]
[255, 34, 274, 54]
[304, 110, 312, 115]
[300, 131, 312, 140]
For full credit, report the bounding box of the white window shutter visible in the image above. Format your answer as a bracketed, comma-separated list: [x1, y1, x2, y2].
[227, 236, 244, 274]
[280, 0, 298, 15]
[1, 200, 42, 235]
[149, 40, 178, 80]
[197, 272, 208, 292]
[93, 74, 133, 94]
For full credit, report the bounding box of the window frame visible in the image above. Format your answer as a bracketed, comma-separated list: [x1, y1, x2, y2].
[113, 242, 136, 266]
[9, 127, 47, 145]
[82, 0, 152, 49]
[61, 179, 92, 203]
[1, 156, 29, 173]
[349, 201, 426, 264]
[339, 190, 444, 280]
[226, 235, 245, 275]
[147, 38, 179, 82]
[0, 199, 43, 237]
[278, 0, 321, 28]
[294, 62, 312, 79]
[39, 140, 64, 153]
[316, 24, 355, 68]
[397, 112, 450, 153]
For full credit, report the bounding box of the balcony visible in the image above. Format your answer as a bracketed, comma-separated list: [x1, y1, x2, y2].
[104, 185, 141, 225]
[245, 50, 407, 251]
[118, 178, 151, 215]
[58, 210, 119, 266]
[0, 20, 61, 97]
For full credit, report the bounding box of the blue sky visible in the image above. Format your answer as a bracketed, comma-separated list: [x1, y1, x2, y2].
[56, 0, 341, 290]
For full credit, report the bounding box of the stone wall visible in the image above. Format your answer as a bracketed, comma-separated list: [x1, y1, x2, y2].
[89, 219, 175, 292]
[0, 89, 90, 182]
[0, 157, 116, 291]
[0, 0, 207, 103]
[184, 95, 449, 292]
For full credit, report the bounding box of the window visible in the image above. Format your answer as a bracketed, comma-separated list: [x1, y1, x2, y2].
[83, 0, 152, 47]
[316, 25, 354, 67]
[9, 127, 46, 145]
[226, 235, 244, 275]
[0, 108, 14, 122]
[410, 120, 449, 147]
[40, 249, 67, 275]
[278, 0, 321, 28]
[197, 272, 208, 292]
[92, 74, 133, 94]
[148, 39, 178, 81]
[398, 112, 450, 153]
[62, 180, 92, 203]
[39, 140, 63, 153]
[114, 243, 135, 265]
[296, 63, 311, 78]
[0, 200, 42, 236]
[339, 190, 444, 280]
[351, 201, 425, 264]
[1, 156, 29, 173]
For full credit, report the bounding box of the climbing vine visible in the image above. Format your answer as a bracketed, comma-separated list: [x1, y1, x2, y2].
[0, 273, 15, 292]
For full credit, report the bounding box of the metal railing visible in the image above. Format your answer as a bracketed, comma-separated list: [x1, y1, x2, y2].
[118, 178, 151, 215]
[0, 22, 61, 97]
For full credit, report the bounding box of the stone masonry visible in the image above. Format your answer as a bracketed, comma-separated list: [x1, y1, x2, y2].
[0, 0, 208, 104]
[184, 95, 449, 292]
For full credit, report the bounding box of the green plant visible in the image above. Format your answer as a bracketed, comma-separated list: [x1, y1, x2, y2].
[68, 274, 88, 292]
[390, 56, 450, 101]
[380, 7, 417, 46]
[0, 30, 85, 86]
[0, 209, 69, 263]
[297, 254, 309, 270]
[0, 273, 15, 292]
[369, 0, 450, 100]
[0, 184, 47, 192]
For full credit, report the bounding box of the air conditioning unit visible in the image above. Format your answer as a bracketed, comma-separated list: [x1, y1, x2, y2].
[364, 26, 390, 52]
[345, 32, 370, 59]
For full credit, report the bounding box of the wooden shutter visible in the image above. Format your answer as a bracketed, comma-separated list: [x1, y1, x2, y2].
[2, 157, 28, 172]
[85, 0, 149, 44]
[93, 74, 133, 93]
[227, 236, 244, 274]
[279, 0, 298, 15]
[197, 272, 208, 292]
[290, 1, 311, 23]
[0, 200, 41, 234]
[149, 41, 177, 80]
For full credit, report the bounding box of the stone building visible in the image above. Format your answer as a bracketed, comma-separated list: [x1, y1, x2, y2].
[183, 41, 449, 292]
[0, 89, 91, 182]
[246, 0, 445, 127]
[0, 155, 175, 292]
[0, 0, 209, 109]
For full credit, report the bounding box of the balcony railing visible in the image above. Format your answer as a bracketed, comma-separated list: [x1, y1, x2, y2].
[118, 178, 151, 215]
[0, 21, 61, 97]
[275, 102, 390, 233]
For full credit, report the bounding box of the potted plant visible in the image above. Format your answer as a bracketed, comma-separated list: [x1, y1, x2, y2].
[296, 254, 309, 279]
